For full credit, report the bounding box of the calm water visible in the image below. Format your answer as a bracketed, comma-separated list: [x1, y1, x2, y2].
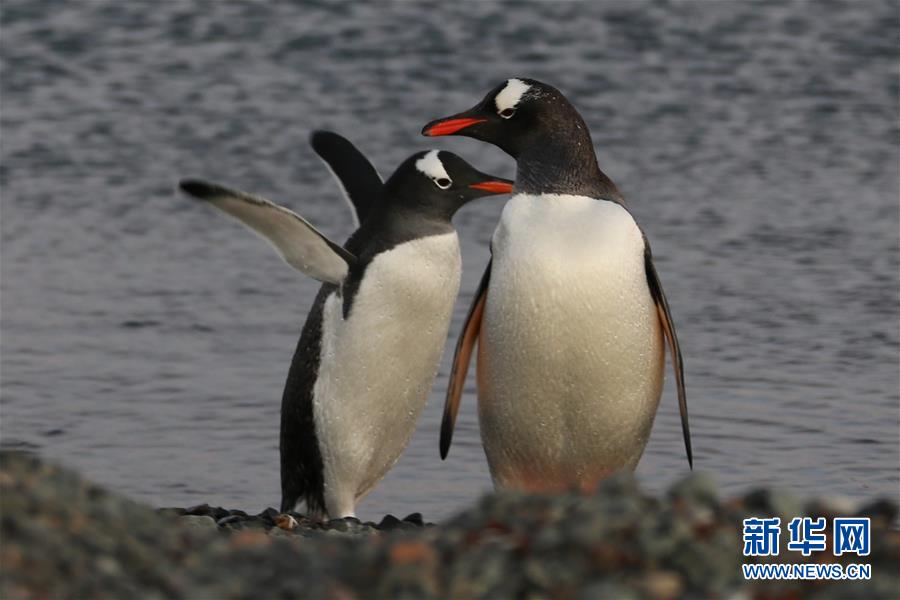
[2, 1, 897, 521]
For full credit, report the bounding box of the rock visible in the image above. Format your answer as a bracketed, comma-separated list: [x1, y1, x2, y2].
[229, 530, 271, 549]
[259, 507, 280, 520]
[184, 503, 213, 516]
[856, 498, 898, 527]
[327, 518, 350, 532]
[402, 513, 424, 527]
[377, 514, 401, 531]
[742, 488, 803, 520]
[180, 515, 217, 529]
[268, 527, 291, 538]
[183, 504, 230, 521]
[275, 514, 298, 531]
[805, 496, 858, 519]
[236, 516, 268, 531]
[216, 515, 243, 527]
[389, 541, 435, 566]
[668, 472, 718, 509]
[577, 581, 640, 600]
[638, 570, 683, 600]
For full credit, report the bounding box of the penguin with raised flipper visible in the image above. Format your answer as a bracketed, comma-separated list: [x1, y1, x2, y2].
[180, 132, 512, 517]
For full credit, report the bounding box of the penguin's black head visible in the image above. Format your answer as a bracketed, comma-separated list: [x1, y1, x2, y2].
[422, 78, 587, 159]
[383, 150, 512, 219]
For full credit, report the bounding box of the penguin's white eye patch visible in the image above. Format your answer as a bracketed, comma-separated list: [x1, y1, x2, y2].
[415, 150, 452, 185]
[499, 107, 516, 119]
[494, 78, 531, 115]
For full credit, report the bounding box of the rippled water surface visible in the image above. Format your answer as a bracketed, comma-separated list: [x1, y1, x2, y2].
[2, 1, 898, 521]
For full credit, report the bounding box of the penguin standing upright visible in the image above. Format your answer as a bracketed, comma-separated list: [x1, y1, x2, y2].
[423, 79, 692, 492]
[180, 132, 512, 517]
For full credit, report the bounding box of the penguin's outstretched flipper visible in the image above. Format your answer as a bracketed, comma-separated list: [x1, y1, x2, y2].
[644, 244, 692, 468]
[179, 179, 355, 284]
[440, 259, 491, 459]
[310, 130, 383, 227]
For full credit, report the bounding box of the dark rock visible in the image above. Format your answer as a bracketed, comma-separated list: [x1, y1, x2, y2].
[743, 488, 802, 520]
[216, 515, 243, 527]
[259, 507, 280, 521]
[402, 513, 424, 526]
[180, 515, 218, 530]
[577, 581, 640, 600]
[184, 503, 230, 521]
[237, 516, 268, 530]
[668, 473, 718, 509]
[856, 498, 898, 525]
[804, 496, 858, 520]
[377, 514, 402, 531]
[184, 503, 213, 516]
[327, 518, 350, 532]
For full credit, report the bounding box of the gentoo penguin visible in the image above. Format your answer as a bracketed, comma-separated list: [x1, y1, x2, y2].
[422, 79, 692, 492]
[179, 132, 512, 518]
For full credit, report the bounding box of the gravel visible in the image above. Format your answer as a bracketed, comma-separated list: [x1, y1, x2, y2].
[1, 450, 897, 599]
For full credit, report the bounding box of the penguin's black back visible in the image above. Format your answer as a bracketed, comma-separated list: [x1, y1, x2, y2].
[279, 283, 332, 514]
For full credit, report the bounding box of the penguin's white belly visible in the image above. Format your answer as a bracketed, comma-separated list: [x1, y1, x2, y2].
[313, 232, 461, 516]
[478, 194, 664, 491]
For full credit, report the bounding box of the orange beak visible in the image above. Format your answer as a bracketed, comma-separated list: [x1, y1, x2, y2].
[469, 180, 514, 194]
[423, 117, 487, 137]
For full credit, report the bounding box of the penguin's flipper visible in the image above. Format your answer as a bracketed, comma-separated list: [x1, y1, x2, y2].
[440, 259, 491, 459]
[644, 245, 693, 468]
[179, 179, 355, 284]
[310, 130, 383, 227]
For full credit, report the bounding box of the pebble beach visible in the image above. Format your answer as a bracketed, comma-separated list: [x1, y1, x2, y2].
[1, 451, 897, 599]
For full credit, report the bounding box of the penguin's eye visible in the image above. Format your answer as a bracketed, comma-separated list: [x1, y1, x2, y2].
[435, 178, 452, 189]
[499, 107, 516, 119]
